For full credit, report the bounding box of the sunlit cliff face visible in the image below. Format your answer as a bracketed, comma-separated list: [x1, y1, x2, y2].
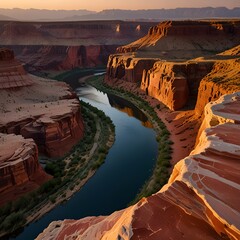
[211, 22, 224, 30]
[136, 25, 141, 31]
[116, 24, 120, 32]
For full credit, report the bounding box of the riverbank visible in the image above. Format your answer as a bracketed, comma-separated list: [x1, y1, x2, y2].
[0, 102, 115, 238]
[87, 75, 201, 203]
[86, 75, 174, 202]
[103, 77, 201, 165]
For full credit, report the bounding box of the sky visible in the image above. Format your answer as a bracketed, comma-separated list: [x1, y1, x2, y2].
[0, 0, 239, 11]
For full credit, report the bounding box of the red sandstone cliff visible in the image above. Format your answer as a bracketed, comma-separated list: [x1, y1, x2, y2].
[37, 20, 240, 239]
[0, 21, 153, 46]
[106, 55, 158, 83]
[106, 55, 240, 111]
[0, 133, 51, 206]
[0, 75, 84, 158]
[0, 48, 85, 206]
[106, 21, 240, 110]
[0, 21, 154, 70]
[11, 45, 118, 70]
[0, 47, 33, 88]
[141, 60, 214, 110]
[37, 92, 240, 240]
[0, 48, 84, 157]
[117, 21, 240, 59]
[195, 59, 240, 115]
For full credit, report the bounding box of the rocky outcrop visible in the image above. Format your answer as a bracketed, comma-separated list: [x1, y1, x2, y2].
[37, 91, 240, 240]
[0, 75, 84, 158]
[196, 92, 240, 145]
[0, 49, 84, 158]
[0, 48, 33, 89]
[10, 45, 118, 70]
[0, 133, 50, 206]
[106, 20, 240, 110]
[195, 59, 240, 115]
[117, 20, 240, 59]
[106, 57, 240, 111]
[106, 55, 215, 110]
[141, 60, 214, 110]
[0, 21, 154, 46]
[0, 21, 154, 70]
[106, 54, 158, 83]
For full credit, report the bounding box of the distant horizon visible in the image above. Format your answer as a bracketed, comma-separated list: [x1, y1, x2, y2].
[1, 0, 239, 11]
[0, 6, 239, 11]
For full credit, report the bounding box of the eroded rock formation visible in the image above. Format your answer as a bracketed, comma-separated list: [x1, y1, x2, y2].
[38, 19, 240, 240]
[0, 21, 153, 46]
[0, 133, 50, 206]
[10, 45, 118, 70]
[37, 91, 240, 240]
[0, 75, 84, 158]
[117, 20, 240, 59]
[140, 60, 214, 110]
[107, 55, 158, 83]
[0, 48, 33, 89]
[0, 48, 84, 158]
[195, 59, 240, 115]
[0, 21, 154, 70]
[0, 47, 85, 207]
[106, 21, 240, 110]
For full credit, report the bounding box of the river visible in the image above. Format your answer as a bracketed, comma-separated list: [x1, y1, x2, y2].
[13, 85, 158, 240]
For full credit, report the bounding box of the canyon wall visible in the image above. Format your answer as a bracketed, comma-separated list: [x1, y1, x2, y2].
[0, 48, 84, 158]
[107, 54, 240, 111]
[0, 21, 154, 70]
[117, 20, 240, 59]
[106, 21, 240, 110]
[195, 59, 240, 115]
[0, 48, 85, 207]
[106, 55, 158, 83]
[10, 45, 118, 70]
[0, 134, 51, 206]
[37, 20, 240, 239]
[0, 77, 84, 158]
[141, 60, 214, 110]
[0, 47, 33, 88]
[0, 21, 153, 46]
[37, 92, 240, 240]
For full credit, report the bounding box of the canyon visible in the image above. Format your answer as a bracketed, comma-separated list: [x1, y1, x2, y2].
[37, 20, 240, 240]
[107, 21, 240, 110]
[0, 48, 84, 205]
[0, 21, 154, 70]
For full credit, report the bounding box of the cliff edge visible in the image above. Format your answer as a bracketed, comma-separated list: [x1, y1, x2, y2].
[37, 20, 240, 240]
[0, 133, 51, 206]
[0, 48, 84, 205]
[0, 48, 84, 158]
[37, 91, 240, 240]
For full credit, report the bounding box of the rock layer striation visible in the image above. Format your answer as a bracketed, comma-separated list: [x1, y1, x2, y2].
[37, 20, 240, 240]
[0, 48, 33, 89]
[37, 91, 240, 240]
[0, 133, 50, 206]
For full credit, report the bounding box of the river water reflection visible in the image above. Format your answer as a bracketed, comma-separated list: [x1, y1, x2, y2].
[13, 85, 158, 240]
